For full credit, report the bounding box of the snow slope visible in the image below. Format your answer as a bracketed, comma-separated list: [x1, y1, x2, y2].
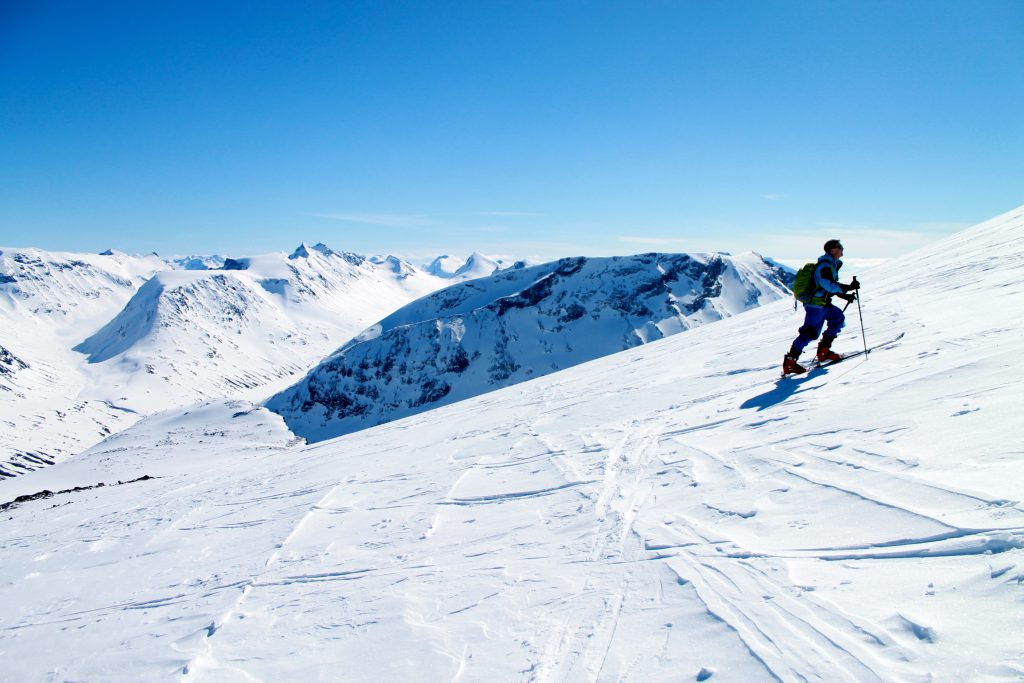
[0, 244, 445, 477]
[1, 205, 1022, 681]
[0, 248, 165, 331]
[0, 248, 166, 476]
[268, 251, 792, 442]
[71, 245, 442, 414]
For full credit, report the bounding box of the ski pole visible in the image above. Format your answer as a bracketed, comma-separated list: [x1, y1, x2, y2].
[853, 277, 868, 357]
[842, 275, 857, 312]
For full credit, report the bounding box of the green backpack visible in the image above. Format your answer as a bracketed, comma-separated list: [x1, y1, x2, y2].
[791, 262, 818, 303]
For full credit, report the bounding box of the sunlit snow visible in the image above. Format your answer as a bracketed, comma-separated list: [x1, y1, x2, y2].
[1, 206, 1022, 681]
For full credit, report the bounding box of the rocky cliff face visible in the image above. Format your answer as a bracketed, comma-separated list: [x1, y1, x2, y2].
[268, 252, 794, 442]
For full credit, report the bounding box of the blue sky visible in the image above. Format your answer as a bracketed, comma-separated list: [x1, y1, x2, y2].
[1, 0, 1021, 266]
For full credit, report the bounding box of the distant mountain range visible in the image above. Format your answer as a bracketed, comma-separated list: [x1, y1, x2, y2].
[1, 242, 793, 477]
[268, 251, 793, 442]
[70, 245, 445, 412]
[0, 244, 480, 477]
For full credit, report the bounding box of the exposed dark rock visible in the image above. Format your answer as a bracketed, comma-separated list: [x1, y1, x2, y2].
[0, 475, 155, 512]
[0, 345, 28, 375]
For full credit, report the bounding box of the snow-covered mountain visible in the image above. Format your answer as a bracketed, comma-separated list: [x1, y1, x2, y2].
[0, 247, 166, 330]
[0, 243, 446, 477]
[71, 245, 443, 414]
[0, 248, 167, 477]
[268, 251, 793, 441]
[168, 254, 227, 270]
[1, 205, 1020, 681]
[425, 251, 503, 281]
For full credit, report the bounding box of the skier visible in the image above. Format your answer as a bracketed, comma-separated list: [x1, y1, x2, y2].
[782, 239, 860, 375]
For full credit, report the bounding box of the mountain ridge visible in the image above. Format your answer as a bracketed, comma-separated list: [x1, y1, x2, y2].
[269, 250, 793, 441]
[0, 244, 449, 475]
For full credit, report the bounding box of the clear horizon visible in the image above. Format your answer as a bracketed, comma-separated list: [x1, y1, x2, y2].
[2, 1, 1021, 265]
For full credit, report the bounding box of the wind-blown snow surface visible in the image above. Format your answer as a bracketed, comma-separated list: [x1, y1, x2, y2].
[2, 206, 1023, 681]
[269, 252, 792, 441]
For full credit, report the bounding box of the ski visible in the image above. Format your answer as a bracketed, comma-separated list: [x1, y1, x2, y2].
[781, 332, 905, 377]
[809, 332, 906, 370]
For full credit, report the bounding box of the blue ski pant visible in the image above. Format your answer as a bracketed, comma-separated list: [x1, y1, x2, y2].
[792, 303, 845, 354]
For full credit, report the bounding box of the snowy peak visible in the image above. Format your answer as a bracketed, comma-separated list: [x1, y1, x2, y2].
[455, 251, 500, 279]
[288, 243, 311, 259]
[72, 270, 297, 366]
[289, 242, 337, 260]
[426, 251, 501, 281]
[290, 242, 330, 259]
[310, 242, 335, 257]
[221, 257, 250, 270]
[369, 254, 417, 279]
[288, 242, 366, 266]
[168, 254, 227, 270]
[71, 269, 313, 409]
[268, 251, 794, 442]
[426, 254, 460, 276]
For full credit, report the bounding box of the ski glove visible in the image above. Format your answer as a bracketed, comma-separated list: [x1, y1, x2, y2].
[839, 281, 860, 292]
[836, 292, 855, 303]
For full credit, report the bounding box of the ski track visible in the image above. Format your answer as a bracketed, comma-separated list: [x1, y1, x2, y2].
[189, 385, 1019, 681]
[5, 339, 1023, 682]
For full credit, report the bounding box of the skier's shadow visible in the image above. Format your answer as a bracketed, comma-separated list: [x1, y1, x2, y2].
[740, 367, 826, 411]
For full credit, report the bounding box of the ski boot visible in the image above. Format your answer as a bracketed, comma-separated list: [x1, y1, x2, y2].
[816, 335, 842, 363]
[782, 348, 807, 376]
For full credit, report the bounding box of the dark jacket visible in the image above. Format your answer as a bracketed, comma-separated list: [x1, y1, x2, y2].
[809, 253, 843, 307]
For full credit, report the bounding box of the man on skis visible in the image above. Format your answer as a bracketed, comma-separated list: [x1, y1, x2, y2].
[782, 239, 860, 375]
